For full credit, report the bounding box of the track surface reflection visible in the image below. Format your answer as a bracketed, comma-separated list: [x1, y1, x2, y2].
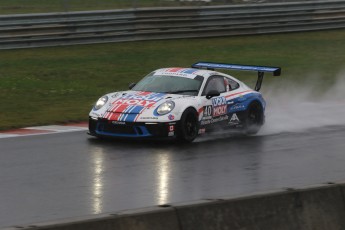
[1, 126, 345, 228]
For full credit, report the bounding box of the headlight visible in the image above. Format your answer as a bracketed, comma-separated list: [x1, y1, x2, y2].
[156, 101, 175, 115]
[94, 96, 108, 110]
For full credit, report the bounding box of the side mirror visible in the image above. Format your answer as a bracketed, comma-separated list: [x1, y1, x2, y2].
[206, 90, 220, 99]
[129, 83, 136, 90]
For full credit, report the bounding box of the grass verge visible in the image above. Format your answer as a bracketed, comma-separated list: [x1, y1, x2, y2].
[1, 29, 345, 130]
[0, 0, 215, 15]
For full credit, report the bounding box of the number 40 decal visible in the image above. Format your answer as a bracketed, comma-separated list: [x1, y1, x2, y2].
[203, 105, 212, 117]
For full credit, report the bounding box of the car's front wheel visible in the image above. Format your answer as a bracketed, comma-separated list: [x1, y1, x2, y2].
[177, 108, 199, 143]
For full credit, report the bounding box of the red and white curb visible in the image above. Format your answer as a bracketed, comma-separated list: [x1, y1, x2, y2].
[0, 122, 88, 138]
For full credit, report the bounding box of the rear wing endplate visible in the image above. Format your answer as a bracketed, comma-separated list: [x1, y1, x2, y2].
[191, 61, 281, 91]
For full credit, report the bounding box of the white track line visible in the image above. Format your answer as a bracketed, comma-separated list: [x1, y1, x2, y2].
[0, 124, 88, 139]
[25, 125, 88, 132]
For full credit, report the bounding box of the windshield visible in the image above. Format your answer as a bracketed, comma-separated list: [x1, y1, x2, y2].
[132, 73, 204, 96]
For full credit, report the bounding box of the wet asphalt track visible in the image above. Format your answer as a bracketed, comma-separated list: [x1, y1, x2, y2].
[1, 126, 345, 228]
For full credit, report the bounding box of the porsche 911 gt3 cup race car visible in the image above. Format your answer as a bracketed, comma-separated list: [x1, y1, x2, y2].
[88, 62, 281, 142]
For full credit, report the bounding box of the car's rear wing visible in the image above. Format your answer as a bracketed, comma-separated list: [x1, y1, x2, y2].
[191, 61, 281, 91]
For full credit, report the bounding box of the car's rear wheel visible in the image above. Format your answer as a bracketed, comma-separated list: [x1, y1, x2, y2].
[177, 108, 199, 143]
[244, 101, 264, 135]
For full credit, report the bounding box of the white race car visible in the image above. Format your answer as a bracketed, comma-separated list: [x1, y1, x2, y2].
[88, 62, 281, 142]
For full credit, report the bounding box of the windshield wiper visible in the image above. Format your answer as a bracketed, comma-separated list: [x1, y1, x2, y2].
[165, 89, 198, 94]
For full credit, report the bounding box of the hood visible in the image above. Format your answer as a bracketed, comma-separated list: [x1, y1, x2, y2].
[101, 91, 188, 122]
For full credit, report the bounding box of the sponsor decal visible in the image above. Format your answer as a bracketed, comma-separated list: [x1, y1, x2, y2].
[140, 117, 159, 120]
[212, 96, 227, 117]
[167, 68, 183, 73]
[113, 99, 156, 107]
[200, 115, 229, 125]
[229, 104, 246, 112]
[213, 105, 227, 117]
[237, 94, 247, 102]
[212, 96, 227, 107]
[125, 92, 164, 101]
[159, 68, 199, 78]
[168, 114, 175, 120]
[112, 92, 165, 108]
[112, 121, 126, 125]
[228, 113, 240, 125]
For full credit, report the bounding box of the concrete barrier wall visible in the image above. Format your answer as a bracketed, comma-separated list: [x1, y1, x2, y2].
[175, 184, 345, 230]
[1, 207, 180, 230]
[3, 183, 345, 230]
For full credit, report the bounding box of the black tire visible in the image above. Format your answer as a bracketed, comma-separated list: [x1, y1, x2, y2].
[177, 108, 199, 143]
[88, 118, 97, 136]
[244, 101, 264, 135]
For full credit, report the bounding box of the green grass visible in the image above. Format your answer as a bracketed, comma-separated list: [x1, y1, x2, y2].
[1, 29, 345, 130]
[0, 0, 215, 15]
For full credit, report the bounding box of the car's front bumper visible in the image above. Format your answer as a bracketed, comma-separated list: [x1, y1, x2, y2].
[88, 117, 178, 138]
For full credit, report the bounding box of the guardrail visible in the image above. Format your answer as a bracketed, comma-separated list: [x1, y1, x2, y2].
[0, 0, 345, 49]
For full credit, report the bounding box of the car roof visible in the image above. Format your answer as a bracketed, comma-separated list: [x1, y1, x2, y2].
[154, 67, 216, 79]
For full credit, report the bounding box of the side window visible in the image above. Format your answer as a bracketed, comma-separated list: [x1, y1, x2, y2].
[203, 76, 226, 95]
[225, 77, 240, 91]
